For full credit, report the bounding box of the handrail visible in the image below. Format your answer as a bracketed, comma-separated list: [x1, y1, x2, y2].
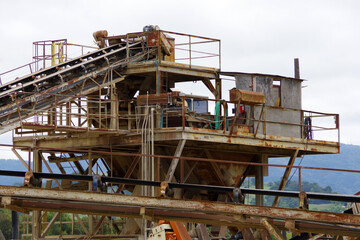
[0, 42, 98, 86]
[11, 92, 339, 144]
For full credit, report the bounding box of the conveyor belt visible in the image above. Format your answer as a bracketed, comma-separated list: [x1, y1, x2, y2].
[0, 169, 359, 203]
[0, 41, 154, 134]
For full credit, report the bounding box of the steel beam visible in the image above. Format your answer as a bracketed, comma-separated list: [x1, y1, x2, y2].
[202, 78, 217, 97]
[1, 186, 360, 228]
[3, 199, 360, 237]
[125, 61, 217, 79]
[1, 170, 360, 203]
[13, 127, 338, 155]
[11, 148, 29, 170]
[40, 212, 60, 238]
[39, 153, 61, 188]
[74, 214, 89, 235]
[261, 218, 285, 240]
[165, 139, 186, 182]
[32, 150, 42, 240]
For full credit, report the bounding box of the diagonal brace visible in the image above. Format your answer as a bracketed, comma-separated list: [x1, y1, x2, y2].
[272, 149, 299, 207]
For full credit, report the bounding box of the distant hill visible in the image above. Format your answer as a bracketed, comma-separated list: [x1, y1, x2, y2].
[0, 159, 60, 186]
[0, 159, 29, 186]
[266, 143, 360, 194]
[0, 143, 359, 194]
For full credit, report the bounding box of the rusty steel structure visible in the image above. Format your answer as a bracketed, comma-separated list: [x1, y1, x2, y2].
[0, 26, 357, 240]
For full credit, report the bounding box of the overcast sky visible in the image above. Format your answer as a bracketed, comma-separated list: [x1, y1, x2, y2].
[0, 0, 359, 158]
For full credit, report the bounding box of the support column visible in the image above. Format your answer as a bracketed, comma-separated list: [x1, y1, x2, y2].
[215, 78, 222, 121]
[66, 102, 71, 127]
[11, 211, 19, 240]
[88, 151, 93, 235]
[255, 168, 263, 206]
[110, 81, 119, 130]
[155, 69, 162, 128]
[88, 151, 93, 190]
[215, 78, 222, 100]
[32, 149, 42, 239]
[156, 69, 161, 95]
[255, 154, 267, 206]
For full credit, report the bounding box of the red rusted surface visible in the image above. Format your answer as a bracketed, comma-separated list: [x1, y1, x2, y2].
[137, 91, 180, 105]
[147, 32, 160, 47]
[21, 122, 123, 134]
[169, 221, 192, 240]
[229, 89, 265, 104]
[0, 143, 354, 174]
[2, 185, 360, 236]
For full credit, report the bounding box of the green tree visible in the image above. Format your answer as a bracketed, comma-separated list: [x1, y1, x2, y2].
[0, 209, 12, 239]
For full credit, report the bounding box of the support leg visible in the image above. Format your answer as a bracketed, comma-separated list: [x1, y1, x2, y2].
[165, 139, 186, 182]
[261, 218, 285, 240]
[32, 149, 42, 240]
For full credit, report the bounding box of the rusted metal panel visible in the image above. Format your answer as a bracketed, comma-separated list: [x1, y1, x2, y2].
[164, 38, 175, 62]
[3, 197, 360, 236]
[2, 186, 360, 227]
[21, 122, 128, 135]
[147, 32, 160, 47]
[229, 89, 265, 105]
[151, 129, 339, 154]
[170, 221, 192, 240]
[159, 32, 174, 56]
[125, 64, 217, 79]
[137, 92, 180, 105]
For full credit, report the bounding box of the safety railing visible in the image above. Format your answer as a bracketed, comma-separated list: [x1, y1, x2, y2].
[153, 96, 339, 143]
[14, 93, 129, 136]
[104, 30, 221, 69]
[163, 30, 221, 69]
[0, 41, 97, 85]
[13, 92, 339, 145]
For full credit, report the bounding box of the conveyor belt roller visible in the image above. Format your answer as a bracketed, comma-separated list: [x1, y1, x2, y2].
[0, 41, 155, 134]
